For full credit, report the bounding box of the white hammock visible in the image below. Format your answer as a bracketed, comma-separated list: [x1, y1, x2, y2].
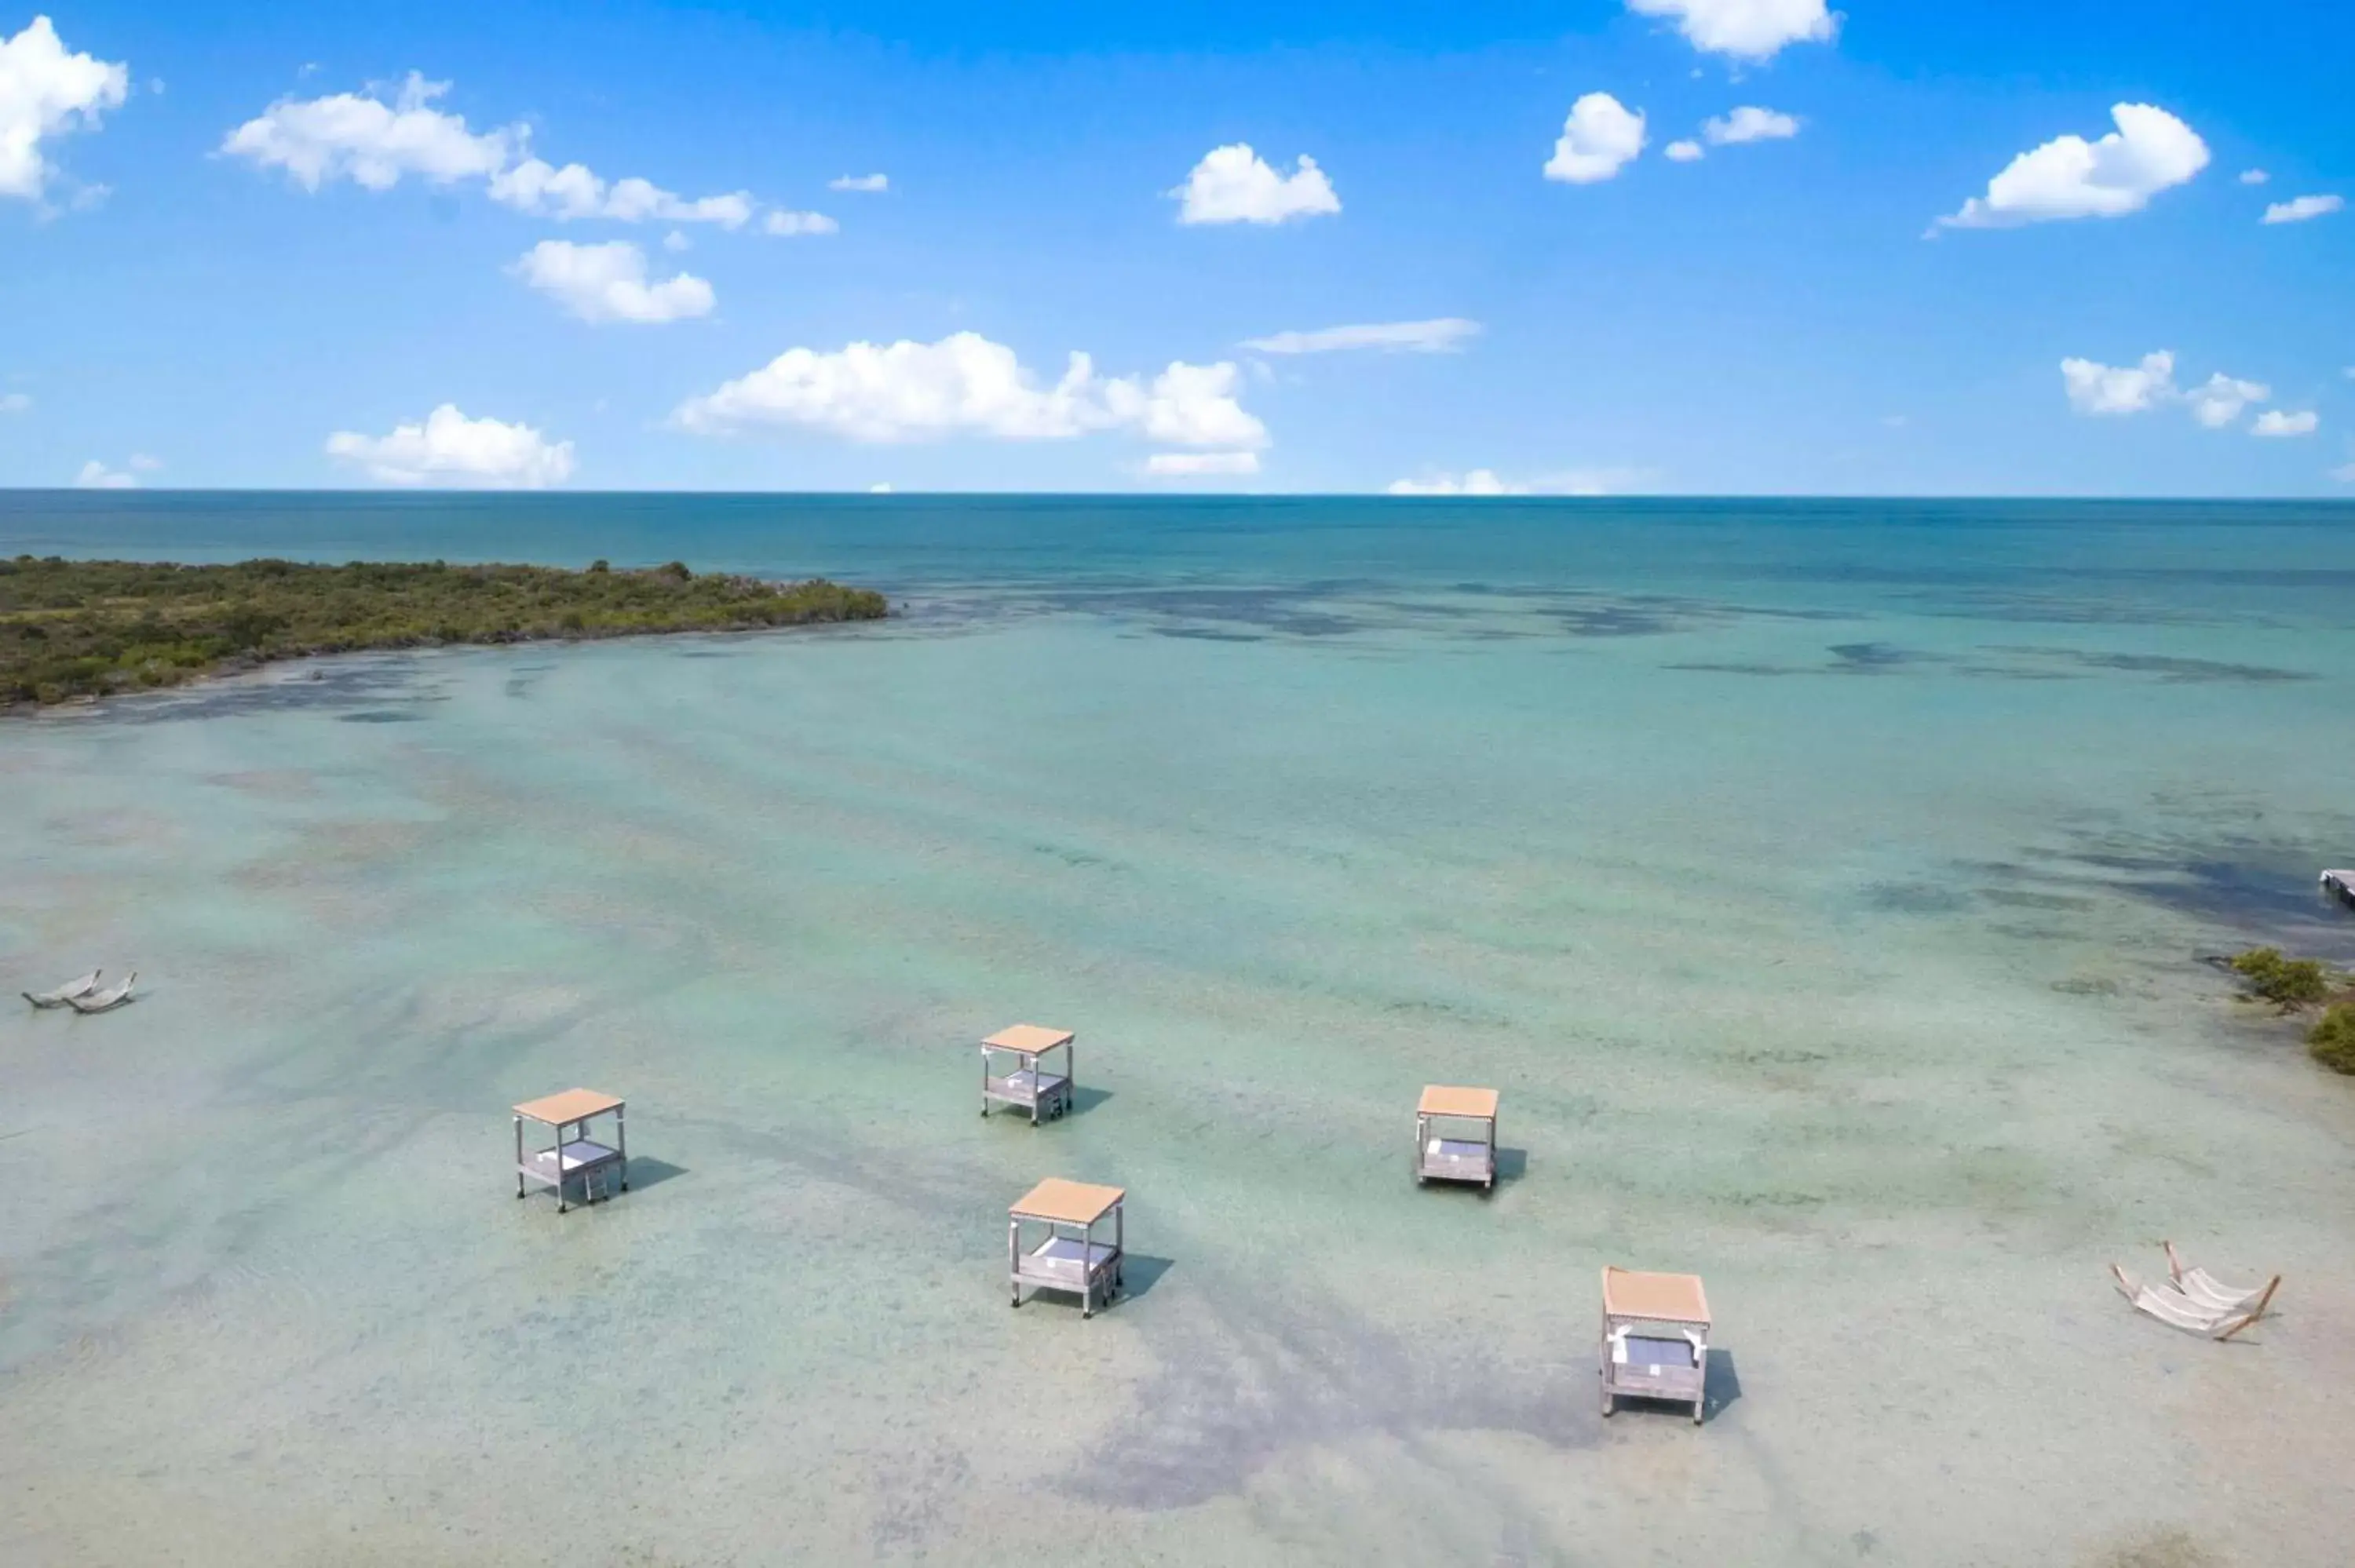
[23, 970, 100, 1008]
[2164, 1241, 2274, 1314]
[66, 972, 137, 1014]
[2112, 1256, 2279, 1340]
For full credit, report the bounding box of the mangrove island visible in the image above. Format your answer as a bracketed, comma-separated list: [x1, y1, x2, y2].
[1, 556, 889, 707]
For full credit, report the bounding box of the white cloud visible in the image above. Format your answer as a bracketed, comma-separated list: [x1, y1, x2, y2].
[489, 159, 752, 228]
[1107, 361, 1269, 448]
[2183, 372, 2269, 428]
[72, 458, 136, 489]
[1704, 106, 1801, 146]
[1545, 93, 1646, 185]
[1625, 0, 1839, 60]
[221, 71, 509, 191]
[325, 404, 574, 487]
[1239, 318, 1480, 355]
[0, 391, 29, 414]
[225, 74, 753, 227]
[2238, 169, 2269, 185]
[829, 173, 888, 192]
[2335, 463, 2355, 483]
[2262, 194, 2342, 225]
[1171, 144, 1340, 225]
[128, 452, 162, 472]
[867, 481, 893, 493]
[1145, 450, 1261, 477]
[1390, 467, 1650, 495]
[1389, 469, 1527, 496]
[763, 208, 838, 236]
[2061, 352, 2177, 415]
[0, 16, 130, 203]
[673, 331, 1270, 451]
[662, 229, 689, 252]
[511, 240, 714, 325]
[1665, 139, 1705, 162]
[2251, 410, 2317, 438]
[1937, 104, 2208, 231]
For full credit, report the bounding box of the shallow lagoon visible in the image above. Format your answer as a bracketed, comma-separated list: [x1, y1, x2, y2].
[5, 498, 2355, 1565]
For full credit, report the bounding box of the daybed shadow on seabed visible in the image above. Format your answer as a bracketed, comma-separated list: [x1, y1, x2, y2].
[621, 1158, 689, 1191]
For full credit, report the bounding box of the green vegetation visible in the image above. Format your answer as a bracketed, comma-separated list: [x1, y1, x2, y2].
[1, 556, 887, 706]
[2311, 1005, 2355, 1074]
[2225, 946, 2333, 1009]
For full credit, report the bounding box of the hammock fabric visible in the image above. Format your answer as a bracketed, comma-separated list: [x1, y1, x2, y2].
[2112, 1246, 2280, 1340]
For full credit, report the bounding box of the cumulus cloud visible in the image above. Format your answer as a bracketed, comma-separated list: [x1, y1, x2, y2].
[2184, 373, 2270, 429]
[2061, 352, 2178, 416]
[1937, 104, 2208, 231]
[1704, 106, 1802, 145]
[2262, 194, 2342, 225]
[224, 73, 753, 227]
[829, 173, 888, 192]
[221, 71, 509, 191]
[1665, 139, 1704, 162]
[2251, 410, 2317, 437]
[1109, 362, 1269, 448]
[72, 458, 137, 488]
[1545, 93, 1646, 184]
[1388, 469, 1527, 497]
[763, 208, 838, 236]
[1387, 467, 1652, 496]
[511, 240, 714, 325]
[2238, 169, 2269, 185]
[1240, 318, 1480, 355]
[0, 391, 29, 414]
[1625, 0, 1839, 60]
[325, 404, 574, 487]
[2061, 353, 2292, 432]
[1145, 450, 1261, 477]
[673, 331, 1270, 452]
[1171, 144, 1340, 225]
[491, 159, 753, 228]
[0, 16, 130, 203]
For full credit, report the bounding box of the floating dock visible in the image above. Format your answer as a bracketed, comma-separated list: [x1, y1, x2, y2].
[2324, 870, 2354, 910]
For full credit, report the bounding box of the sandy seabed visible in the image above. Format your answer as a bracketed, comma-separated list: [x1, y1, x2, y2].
[5, 537, 2355, 1566]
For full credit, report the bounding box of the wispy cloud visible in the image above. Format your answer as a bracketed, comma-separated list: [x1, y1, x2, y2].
[1240, 319, 1480, 356]
[2262, 194, 2342, 225]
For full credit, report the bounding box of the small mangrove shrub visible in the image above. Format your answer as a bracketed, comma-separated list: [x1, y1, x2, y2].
[2310, 1005, 2355, 1075]
[2227, 947, 2331, 1008]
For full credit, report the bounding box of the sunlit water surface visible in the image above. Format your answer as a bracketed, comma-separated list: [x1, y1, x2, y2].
[4, 497, 2354, 1565]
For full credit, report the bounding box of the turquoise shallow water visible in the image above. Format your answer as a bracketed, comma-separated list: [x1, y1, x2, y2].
[4, 497, 2355, 1565]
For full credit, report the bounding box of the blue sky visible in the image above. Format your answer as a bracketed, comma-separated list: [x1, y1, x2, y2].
[2, 2, 2350, 494]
